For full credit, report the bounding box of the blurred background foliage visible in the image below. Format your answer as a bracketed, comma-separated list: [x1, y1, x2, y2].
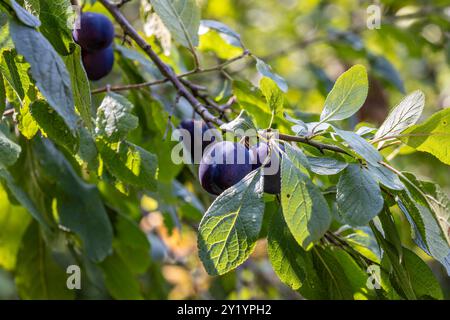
[1, 0, 449, 299]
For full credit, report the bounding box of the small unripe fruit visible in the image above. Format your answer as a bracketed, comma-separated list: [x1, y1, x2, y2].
[199, 141, 253, 195]
[73, 12, 115, 52]
[82, 45, 114, 81]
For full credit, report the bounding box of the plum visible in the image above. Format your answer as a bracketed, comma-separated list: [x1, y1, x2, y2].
[250, 142, 283, 194]
[82, 45, 114, 81]
[73, 12, 115, 52]
[179, 119, 215, 162]
[199, 141, 253, 195]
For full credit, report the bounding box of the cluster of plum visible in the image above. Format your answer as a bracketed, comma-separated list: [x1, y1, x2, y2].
[73, 12, 115, 81]
[179, 119, 283, 196]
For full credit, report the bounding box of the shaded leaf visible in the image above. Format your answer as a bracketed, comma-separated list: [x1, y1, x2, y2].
[337, 164, 384, 226]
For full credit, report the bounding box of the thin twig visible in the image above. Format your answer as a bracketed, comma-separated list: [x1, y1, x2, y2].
[92, 51, 250, 95]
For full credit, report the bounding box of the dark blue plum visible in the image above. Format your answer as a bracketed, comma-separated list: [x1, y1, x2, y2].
[199, 141, 253, 195]
[250, 142, 283, 194]
[73, 12, 115, 52]
[82, 45, 114, 81]
[179, 119, 215, 162]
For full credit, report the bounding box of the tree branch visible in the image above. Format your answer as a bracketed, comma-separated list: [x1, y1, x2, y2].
[98, 0, 222, 126]
[92, 51, 250, 95]
[97, 0, 353, 157]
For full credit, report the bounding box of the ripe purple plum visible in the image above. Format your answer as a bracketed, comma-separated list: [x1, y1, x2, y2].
[82, 45, 114, 81]
[250, 142, 283, 194]
[179, 119, 215, 162]
[199, 141, 253, 195]
[73, 12, 115, 52]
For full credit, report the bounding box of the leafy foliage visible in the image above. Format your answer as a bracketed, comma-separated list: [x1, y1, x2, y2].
[0, 0, 449, 301]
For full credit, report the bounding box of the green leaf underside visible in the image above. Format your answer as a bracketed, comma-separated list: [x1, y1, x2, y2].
[198, 170, 264, 275]
[374, 90, 425, 143]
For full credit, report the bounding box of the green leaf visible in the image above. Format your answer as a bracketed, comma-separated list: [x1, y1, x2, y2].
[0, 49, 30, 100]
[310, 247, 356, 299]
[0, 129, 20, 167]
[366, 163, 404, 191]
[113, 214, 151, 275]
[319, 65, 368, 122]
[35, 0, 74, 55]
[336, 164, 384, 226]
[397, 174, 450, 274]
[97, 139, 158, 192]
[260, 77, 284, 115]
[0, 168, 51, 230]
[200, 20, 243, 48]
[0, 73, 5, 115]
[220, 110, 256, 137]
[96, 92, 139, 143]
[198, 170, 264, 275]
[30, 100, 79, 152]
[402, 247, 443, 299]
[34, 139, 113, 262]
[401, 108, 450, 166]
[307, 156, 348, 175]
[149, 0, 200, 49]
[255, 58, 288, 92]
[0, 184, 31, 270]
[99, 251, 143, 300]
[15, 221, 74, 299]
[17, 100, 39, 139]
[374, 90, 425, 145]
[281, 153, 331, 249]
[63, 46, 93, 130]
[334, 127, 382, 166]
[7, 0, 40, 27]
[9, 19, 77, 131]
[267, 211, 308, 290]
[233, 80, 271, 128]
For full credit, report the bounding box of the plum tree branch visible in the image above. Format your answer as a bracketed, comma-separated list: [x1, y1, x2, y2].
[97, 0, 352, 157]
[98, 0, 222, 126]
[91, 51, 249, 95]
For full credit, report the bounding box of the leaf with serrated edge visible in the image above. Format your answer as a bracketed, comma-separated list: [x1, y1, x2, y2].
[198, 170, 264, 275]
